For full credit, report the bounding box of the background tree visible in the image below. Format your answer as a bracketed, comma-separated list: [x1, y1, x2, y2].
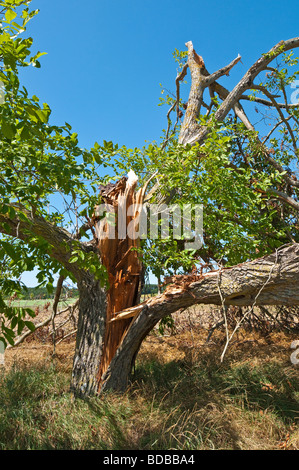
[0, 1, 298, 396]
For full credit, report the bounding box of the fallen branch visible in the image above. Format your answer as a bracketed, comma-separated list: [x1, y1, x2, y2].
[101, 243, 299, 392]
[205, 319, 225, 343]
[7, 301, 78, 349]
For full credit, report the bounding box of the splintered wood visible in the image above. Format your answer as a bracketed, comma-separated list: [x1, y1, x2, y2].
[93, 171, 146, 385]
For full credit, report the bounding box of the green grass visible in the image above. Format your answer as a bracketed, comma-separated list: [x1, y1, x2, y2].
[0, 349, 298, 450]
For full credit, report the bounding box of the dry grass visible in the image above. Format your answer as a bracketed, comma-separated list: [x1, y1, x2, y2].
[0, 306, 298, 450]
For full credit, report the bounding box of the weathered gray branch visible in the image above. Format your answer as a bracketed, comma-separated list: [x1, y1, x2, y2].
[240, 94, 299, 109]
[267, 188, 299, 212]
[204, 54, 241, 87]
[180, 37, 299, 146]
[178, 41, 242, 145]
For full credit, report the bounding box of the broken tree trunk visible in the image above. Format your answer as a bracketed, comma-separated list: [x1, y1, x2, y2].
[100, 243, 299, 392]
[71, 171, 147, 396]
[93, 171, 147, 389]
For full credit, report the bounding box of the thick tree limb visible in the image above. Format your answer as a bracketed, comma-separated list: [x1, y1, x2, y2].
[211, 81, 255, 130]
[0, 206, 93, 281]
[267, 188, 299, 212]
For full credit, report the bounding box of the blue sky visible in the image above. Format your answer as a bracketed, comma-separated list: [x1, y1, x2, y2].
[18, 0, 299, 285]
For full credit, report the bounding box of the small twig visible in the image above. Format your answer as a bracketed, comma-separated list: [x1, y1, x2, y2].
[161, 62, 188, 151]
[252, 84, 297, 153]
[217, 270, 229, 358]
[46, 299, 79, 337]
[262, 115, 292, 145]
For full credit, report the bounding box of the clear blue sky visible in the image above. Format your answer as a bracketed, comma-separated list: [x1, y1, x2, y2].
[18, 0, 299, 286]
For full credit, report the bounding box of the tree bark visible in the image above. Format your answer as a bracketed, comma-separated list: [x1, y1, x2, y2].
[70, 275, 107, 396]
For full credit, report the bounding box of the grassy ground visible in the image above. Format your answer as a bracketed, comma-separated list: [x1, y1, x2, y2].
[0, 318, 298, 450]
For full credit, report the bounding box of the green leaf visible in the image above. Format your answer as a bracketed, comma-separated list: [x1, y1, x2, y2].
[20, 126, 31, 140]
[5, 9, 17, 23]
[1, 122, 15, 139]
[24, 321, 35, 332]
[4, 334, 14, 346]
[11, 317, 18, 329]
[17, 320, 25, 336]
[35, 109, 49, 123]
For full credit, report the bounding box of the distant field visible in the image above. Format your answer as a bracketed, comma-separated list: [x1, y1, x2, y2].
[11, 298, 78, 310]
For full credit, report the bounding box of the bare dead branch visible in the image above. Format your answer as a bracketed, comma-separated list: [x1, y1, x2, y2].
[240, 94, 299, 109]
[176, 62, 188, 118]
[56, 328, 77, 345]
[219, 246, 281, 362]
[204, 54, 241, 86]
[252, 84, 298, 153]
[181, 37, 299, 146]
[179, 41, 242, 145]
[208, 81, 299, 191]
